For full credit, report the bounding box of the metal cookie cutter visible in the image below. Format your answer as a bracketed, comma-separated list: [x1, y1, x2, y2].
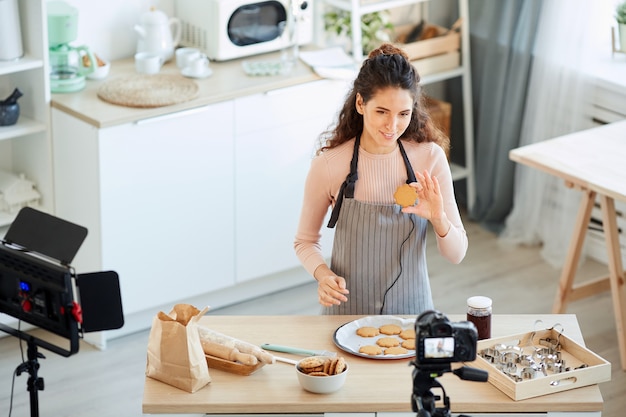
[547, 360, 566, 373]
[502, 351, 520, 364]
[480, 347, 499, 363]
[519, 354, 535, 367]
[521, 365, 538, 379]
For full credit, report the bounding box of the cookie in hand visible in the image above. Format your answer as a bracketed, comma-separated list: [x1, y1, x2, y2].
[394, 184, 417, 207]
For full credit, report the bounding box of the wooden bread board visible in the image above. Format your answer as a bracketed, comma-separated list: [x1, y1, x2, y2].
[205, 354, 265, 376]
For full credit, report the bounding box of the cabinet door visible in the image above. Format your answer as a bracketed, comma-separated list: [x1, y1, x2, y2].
[98, 102, 235, 315]
[234, 80, 348, 282]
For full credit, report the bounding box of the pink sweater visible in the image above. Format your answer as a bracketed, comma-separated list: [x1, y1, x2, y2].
[294, 138, 468, 277]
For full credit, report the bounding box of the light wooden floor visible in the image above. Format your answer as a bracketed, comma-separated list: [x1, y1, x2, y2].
[0, 216, 624, 417]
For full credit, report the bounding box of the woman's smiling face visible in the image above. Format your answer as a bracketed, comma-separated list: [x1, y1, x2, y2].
[356, 86, 413, 154]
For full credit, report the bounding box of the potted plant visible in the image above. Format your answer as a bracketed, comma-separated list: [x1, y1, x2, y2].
[616, 0, 626, 51]
[324, 9, 394, 55]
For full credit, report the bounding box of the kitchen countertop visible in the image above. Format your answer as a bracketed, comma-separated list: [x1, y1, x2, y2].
[142, 314, 604, 415]
[50, 50, 322, 129]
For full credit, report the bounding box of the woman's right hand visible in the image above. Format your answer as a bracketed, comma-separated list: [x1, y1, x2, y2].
[316, 272, 349, 307]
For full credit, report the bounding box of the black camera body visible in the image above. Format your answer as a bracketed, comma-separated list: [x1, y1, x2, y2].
[415, 310, 477, 366]
[411, 310, 487, 417]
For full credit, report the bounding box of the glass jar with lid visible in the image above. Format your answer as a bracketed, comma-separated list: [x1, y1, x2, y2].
[467, 296, 492, 340]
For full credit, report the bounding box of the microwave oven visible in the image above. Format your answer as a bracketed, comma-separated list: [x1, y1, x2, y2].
[175, 0, 314, 61]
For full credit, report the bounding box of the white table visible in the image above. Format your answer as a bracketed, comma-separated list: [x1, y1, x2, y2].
[510, 120, 626, 371]
[143, 314, 603, 416]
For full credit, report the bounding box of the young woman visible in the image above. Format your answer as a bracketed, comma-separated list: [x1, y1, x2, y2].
[294, 43, 468, 315]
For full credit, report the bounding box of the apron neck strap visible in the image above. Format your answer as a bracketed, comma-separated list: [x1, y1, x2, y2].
[398, 140, 417, 184]
[327, 136, 416, 229]
[327, 135, 360, 228]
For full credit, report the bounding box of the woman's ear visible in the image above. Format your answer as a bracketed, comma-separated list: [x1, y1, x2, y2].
[355, 93, 364, 115]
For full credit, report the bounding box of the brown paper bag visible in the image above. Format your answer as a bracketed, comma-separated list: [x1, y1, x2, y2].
[145, 304, 211, 393]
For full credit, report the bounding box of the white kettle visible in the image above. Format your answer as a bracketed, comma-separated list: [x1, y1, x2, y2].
[134, 7, 181, 63]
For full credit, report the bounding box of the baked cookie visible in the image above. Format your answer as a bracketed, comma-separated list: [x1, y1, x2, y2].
[333, 356, 347, 374]
[393, 184, 417, 207]
[356, 326, 380, 337]
[359, 345, 383, 356]
[379, 324, 402, 335]
[399, 329, 416, 339]
[299, 356, 348, 376]
[401, 338, 416, 350]
[385, 346, 409, 355]
[376, 337, 400, 348]
[299, 356, 326, 373]
[323, 359, 332, 375]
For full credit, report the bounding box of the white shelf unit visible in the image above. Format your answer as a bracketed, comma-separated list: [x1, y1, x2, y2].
[320, 0, 475, 209]
[0, 0, 52, 231]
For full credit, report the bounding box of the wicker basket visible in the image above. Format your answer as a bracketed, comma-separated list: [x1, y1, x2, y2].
[424, 96, 452, 158]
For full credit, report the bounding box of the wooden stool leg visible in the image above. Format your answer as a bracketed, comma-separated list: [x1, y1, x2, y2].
[552, 190, 596, 314]
[599, 195, 626, 371]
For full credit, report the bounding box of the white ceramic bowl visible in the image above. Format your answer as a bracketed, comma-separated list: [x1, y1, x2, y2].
[295, 356, 348, 394]
[87, 60, 111, 80]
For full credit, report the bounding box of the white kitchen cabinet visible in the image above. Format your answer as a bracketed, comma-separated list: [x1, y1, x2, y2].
[321, 0, 476, 209]
[0, 0, 52, 230]
[49, 63, 350, 344]
[52, 102, 236, 318]
[234, 79, 346, 281]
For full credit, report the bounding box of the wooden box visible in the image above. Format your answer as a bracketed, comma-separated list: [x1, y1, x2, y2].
[469, 328, 611, 401]
[394, 21, 461, 76]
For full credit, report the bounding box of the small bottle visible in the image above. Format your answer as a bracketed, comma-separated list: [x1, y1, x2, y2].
[467, 296, 492, 340]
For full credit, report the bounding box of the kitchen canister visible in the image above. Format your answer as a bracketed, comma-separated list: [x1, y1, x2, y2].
[0, 0, 24, 61]
[467, 295, 492, 340]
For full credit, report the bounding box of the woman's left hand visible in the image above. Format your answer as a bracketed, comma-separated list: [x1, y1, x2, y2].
[401, 170, 451, 237]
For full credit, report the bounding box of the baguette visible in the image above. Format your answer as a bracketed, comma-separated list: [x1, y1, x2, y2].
[198, 325, 275, 364]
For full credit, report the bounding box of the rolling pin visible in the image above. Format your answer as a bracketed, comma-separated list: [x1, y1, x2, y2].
[201, 339, 258, 366]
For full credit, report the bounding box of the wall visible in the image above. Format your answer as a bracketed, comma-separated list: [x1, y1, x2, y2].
[57, 0, 174, 61]
[59, 0, 453, 62]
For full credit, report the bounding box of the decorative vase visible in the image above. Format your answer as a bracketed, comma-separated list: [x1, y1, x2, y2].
[0, 103, 20, 126]
[0, 88, 22, 126]
[620, 23, 626, 51]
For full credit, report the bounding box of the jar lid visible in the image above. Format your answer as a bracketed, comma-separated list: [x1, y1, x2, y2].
[467, 296, 492, 309]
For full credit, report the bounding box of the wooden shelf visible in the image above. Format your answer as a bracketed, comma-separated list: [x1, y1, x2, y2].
[0, 55, 44, 76]
[0, 116, 47, 142]
[324, 0, 429, 14]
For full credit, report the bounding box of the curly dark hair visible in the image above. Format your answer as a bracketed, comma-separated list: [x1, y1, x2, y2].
[318, 43, 449, 155]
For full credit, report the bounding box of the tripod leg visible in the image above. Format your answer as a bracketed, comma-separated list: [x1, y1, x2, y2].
[26, 340, 45, 417]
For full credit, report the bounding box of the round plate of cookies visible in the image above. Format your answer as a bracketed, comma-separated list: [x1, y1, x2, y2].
[333, 315, 416, 359]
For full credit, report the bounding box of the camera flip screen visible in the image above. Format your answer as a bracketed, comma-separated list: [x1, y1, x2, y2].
[423, 336, 455, 359]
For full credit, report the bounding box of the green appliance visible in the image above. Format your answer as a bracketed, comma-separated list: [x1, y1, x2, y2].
[47, 1, 96, 93]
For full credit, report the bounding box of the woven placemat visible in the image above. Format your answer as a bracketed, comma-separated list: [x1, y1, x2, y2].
[97, 74, 199, 108]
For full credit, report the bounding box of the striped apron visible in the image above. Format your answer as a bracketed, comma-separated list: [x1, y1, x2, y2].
[323, 135, 433, 315]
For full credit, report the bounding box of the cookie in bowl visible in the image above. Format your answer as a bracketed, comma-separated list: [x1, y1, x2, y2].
[296, 356, 348, 394]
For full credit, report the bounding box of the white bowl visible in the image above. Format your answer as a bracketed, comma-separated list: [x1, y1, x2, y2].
[295, 356, 348, 394]
[87, 60, 111, 80]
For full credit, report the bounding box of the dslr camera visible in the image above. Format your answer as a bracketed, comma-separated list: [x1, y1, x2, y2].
[410, 310, 487, 417]
[415, 309, 477, 366]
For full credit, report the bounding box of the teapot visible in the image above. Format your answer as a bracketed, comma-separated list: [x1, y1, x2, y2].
[134, 7, 181, 63]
